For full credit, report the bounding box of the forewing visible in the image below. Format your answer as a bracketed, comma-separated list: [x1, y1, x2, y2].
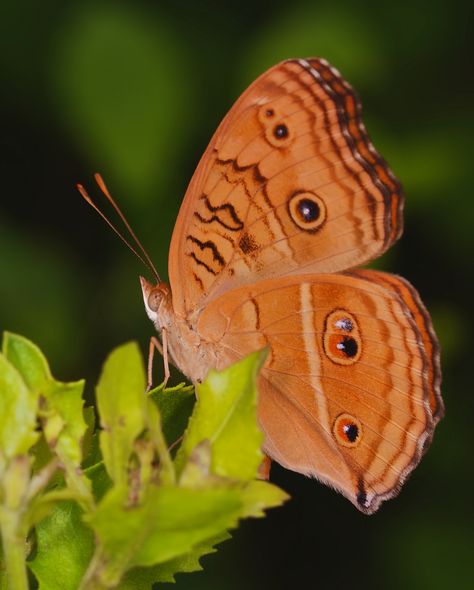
[169, 58, 403, 316]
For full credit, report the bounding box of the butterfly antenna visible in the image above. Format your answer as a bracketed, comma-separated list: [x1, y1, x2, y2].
[77, 176, 161, 283]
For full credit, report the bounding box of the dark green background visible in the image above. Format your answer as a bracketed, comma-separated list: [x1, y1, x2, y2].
[1, 1, 473, 588]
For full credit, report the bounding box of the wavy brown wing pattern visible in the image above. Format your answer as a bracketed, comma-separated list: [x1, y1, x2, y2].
[169, 58, 403, 317]
[350, 269, 444, 433]
[196, 271, 442, 513]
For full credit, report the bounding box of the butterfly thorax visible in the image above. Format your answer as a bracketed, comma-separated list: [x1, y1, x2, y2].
[140, 277, 217, 383]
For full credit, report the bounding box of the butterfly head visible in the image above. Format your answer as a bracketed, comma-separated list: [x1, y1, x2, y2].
[140, 276, 171, 327]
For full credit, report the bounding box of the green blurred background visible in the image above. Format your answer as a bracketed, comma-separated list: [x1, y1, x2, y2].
[1, 0, 473, 588]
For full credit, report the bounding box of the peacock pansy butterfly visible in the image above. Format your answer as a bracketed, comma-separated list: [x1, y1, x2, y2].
[82, 58, 443, 514]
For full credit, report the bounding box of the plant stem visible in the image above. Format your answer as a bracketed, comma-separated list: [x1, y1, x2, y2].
[79, 550, 113, 590]
[0, 509, 29, 590]
[80, 577, 110, 590]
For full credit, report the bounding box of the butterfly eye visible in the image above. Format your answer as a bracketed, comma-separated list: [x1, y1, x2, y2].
[147, 288, 166, 312]
[323, 309, 361, 365]
[333, 414, 362, 448]
[288, 191, 326, 232]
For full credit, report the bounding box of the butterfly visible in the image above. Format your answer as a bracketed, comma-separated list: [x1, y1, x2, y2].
[81, 58, 443, 514]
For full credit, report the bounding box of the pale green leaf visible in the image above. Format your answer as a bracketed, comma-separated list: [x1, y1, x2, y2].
[43, 380, 92, 504]
[2, 332, 51, 392]
[144, 399, 174, 485]
[88, 485, 246, 585]
[176, 351, 267, 481]
[240, 480, 289, 518]
[179, 440, 213, 488]
[147, 530, 231, 584]
[118, 531, 231, 588]
[2, 332, 89, 489]
[0, 353, 39, 458]
[45, 380, 87, 469]
[96, 342, 147, 485]
[90, 478, 286, 586]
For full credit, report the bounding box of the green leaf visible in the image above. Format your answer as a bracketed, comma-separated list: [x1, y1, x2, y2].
[88, 484, 250, 585]
[26, 487, 79, 529]
[96, 342, 147, 485]
[2, 332, 51, 392]
[176, 350, 267, 481]
[84, 462, 112, 503]
[240, 480, 289, 518]
[144, 399, 174, 485]
[83, 350, 286, 586]
[149, 530, 231, 584]
[179, 440, 214, 488]
[0, 548, 7, 590]
[0, 337, 286, 590]
[149, 383, 194, 447]
[90, 478, 287, 586]
[28, 501, 94, 590]
[2, 332, 89, 495]
[42, 380, 92, 504]
[43, 380, 87, 467]
[118, 531, 231, 588]
[0, 353, 39, 458]
[30, 434, 54, 474]
[81, 406, 98, 467]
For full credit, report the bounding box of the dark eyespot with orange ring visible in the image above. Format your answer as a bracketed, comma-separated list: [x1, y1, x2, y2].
[323, 309, 361, 365]
[288, 191, 326, 232]
[262, 116, 293, 147]
[333, 414, 362, 448]
[273, 124, 288, 139]
[258, 104, 278, 124]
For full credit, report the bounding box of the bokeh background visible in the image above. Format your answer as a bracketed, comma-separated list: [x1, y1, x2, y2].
[1, 0, 473, 588]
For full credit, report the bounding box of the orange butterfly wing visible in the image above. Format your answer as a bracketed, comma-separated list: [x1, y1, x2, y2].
[147, 57, 442, 513]
[196, 270, 442, 513]
[168, 58, 403, 317]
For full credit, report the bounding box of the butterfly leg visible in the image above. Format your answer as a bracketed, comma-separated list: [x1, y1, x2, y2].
[257, 454, 272, 480]
[147, 336, 161, 391]
[161, 327, 170, 387]
[147, 331, 170, 390]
